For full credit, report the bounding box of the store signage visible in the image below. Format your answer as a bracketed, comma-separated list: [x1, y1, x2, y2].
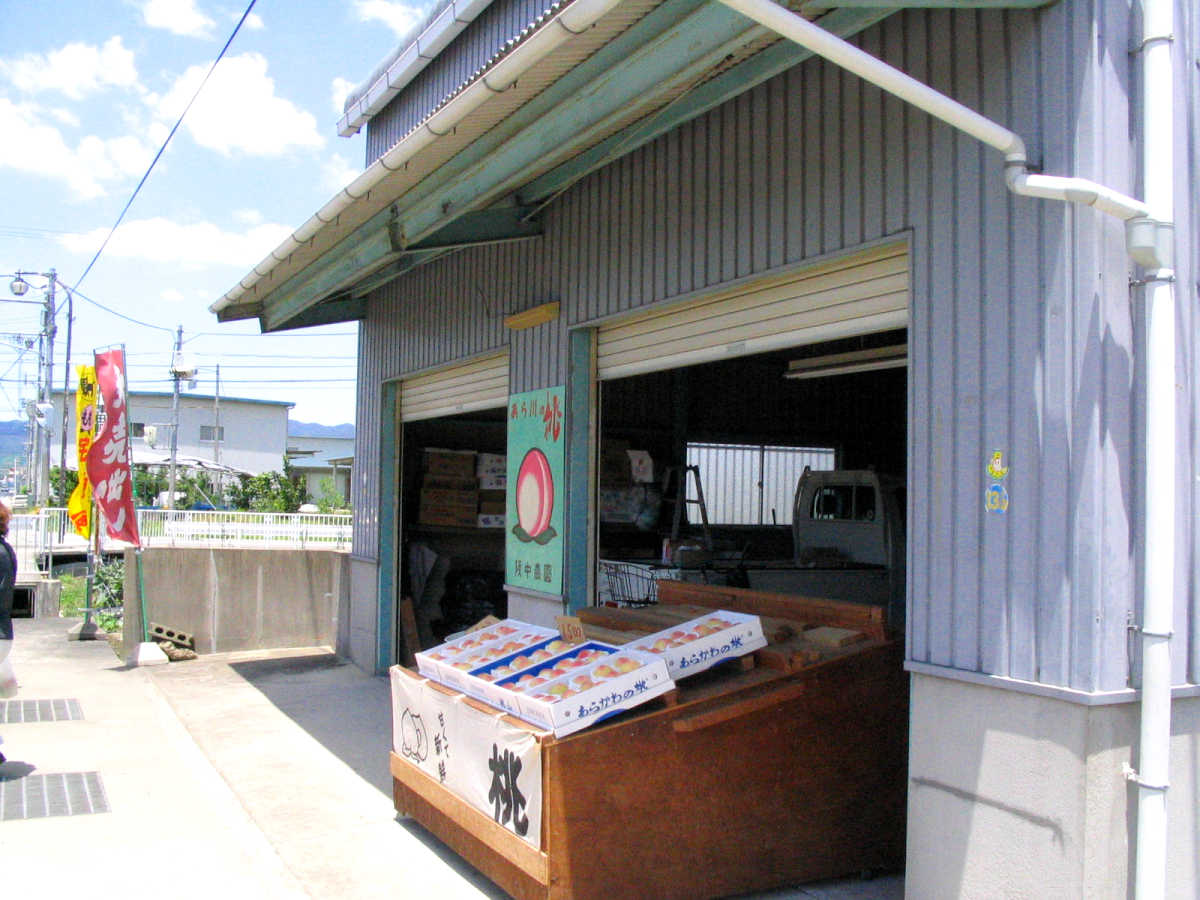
[67, 364, 98, 539]
[506, 386, 565, 595]
[555, 615, 586, 645]
[391, 668, 542, 847]
[86, 348, 140, 546]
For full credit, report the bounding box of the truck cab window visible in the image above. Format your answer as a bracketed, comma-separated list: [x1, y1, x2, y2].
[812, 485, 875, 522]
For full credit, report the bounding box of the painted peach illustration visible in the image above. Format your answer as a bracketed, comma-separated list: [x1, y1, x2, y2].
[515, 447, 555, 541]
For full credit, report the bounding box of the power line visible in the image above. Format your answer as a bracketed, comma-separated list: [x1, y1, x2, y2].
[184, 330, 358, 341]
[69, 0, 259, 294]
[69, 286, 175, 334]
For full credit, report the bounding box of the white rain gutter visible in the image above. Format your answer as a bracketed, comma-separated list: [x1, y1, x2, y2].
[212, 0, 625, 314]
[338, 0, 496, 138]
[712, 1, 1177, 895]
[1128, 0, 1176, 893]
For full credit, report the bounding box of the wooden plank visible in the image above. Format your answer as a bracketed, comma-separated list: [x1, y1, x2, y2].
[803, 626, 867, 649]
[656, 580, 887, 638]
[390, 752, 550, 885]
[754, 638, 826, 672]
[672, 680, 809, 733]
[579, 624, 641, 645]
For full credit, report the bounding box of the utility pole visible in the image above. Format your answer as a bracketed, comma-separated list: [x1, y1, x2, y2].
[58, 284, 73, 495]
[42, 270, 55, 506]
[168, 325, 182, 509]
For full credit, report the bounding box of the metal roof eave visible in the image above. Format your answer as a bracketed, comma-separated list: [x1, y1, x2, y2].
[216, 0, 1057, 332]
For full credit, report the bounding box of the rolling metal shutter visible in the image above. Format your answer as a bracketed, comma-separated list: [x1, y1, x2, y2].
[399, 351, 509, 421]
[597, 242, 908, 380]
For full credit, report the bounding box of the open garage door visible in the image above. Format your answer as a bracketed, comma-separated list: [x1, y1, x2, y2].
[597, 241, 908, 380]
[399, 351, 509, 421]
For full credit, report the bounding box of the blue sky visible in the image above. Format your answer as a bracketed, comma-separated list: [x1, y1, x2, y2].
[0, 0, 434, 425]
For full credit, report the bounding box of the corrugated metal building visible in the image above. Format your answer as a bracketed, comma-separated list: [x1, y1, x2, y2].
[211, 0, 1198, 895]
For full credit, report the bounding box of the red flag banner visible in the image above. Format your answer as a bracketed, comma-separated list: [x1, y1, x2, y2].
[86, 349, 141, 546]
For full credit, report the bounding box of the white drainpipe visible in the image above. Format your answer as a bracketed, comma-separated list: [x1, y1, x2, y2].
[713, 0, 1177, 895]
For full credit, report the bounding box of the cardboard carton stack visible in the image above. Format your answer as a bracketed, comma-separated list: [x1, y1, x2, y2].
[418, 449, 478, 527]
[476, 452, 506, 528]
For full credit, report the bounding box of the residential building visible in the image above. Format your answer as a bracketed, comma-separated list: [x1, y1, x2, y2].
[210, 0, 1198, 895]
[286, 423, 354, 506]
[52, 390, 292, 476]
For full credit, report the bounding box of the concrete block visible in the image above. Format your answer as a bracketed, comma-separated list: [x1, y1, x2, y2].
[127, 641, 169, 667]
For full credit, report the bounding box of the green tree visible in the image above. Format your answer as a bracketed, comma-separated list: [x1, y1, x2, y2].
[314, 475, 348, 513]
[49, 466, 79, 506]
[228, 459, 307, 512]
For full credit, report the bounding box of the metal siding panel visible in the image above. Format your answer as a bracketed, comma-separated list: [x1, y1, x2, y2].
[1185, 0, 1200, 687]
[977, 8, 1013, 678]
[1034, 0, 1074, 688]
[950, 9, 983, 673]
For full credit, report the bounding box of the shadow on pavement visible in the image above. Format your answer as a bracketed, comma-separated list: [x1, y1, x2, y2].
[229, 651, 395, 797]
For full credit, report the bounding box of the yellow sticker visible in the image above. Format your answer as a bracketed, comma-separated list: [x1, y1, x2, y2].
[986, 450, 1009, 481]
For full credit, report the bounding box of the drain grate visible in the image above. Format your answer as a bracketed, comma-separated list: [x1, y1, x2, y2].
[0, 772, 110, 820]
[0, 699, 84, 723]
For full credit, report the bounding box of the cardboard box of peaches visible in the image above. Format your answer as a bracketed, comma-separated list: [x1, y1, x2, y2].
[414, 612, 765, 737]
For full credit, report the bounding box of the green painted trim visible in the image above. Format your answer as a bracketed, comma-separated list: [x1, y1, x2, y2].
[398, 2, 766, 243]
[263, 225, 398, 333]
[263, 296, 366, 332]
[564, 329, 596, 613]
[519, 7, 894, 204]
[803, 0, 1048, 8]
[257, 0, 708, 331]
[387, 0, 710, 230]
[407, 205, 543, 250]
[376, 381, 400, 674]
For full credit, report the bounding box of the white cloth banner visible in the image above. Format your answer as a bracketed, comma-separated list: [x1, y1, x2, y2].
[391, 667, 542, 847]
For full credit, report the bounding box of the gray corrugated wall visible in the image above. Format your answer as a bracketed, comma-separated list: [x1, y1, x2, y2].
[353, 2, 1198, 691]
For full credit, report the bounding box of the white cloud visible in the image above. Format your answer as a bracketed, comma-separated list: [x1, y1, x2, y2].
[57, 217, 296, 268]
[321, 154, 361, 193]
[0, 99, 154, 200]
[142, 0, 216, 38]
[161, 288, 186, 303]
[154, 53, 324, 157]
[46, 107, 81, 128]
[331, 77, 356, 115]
[233, 209, 263, 225]
[242, 12, 265, 29]
[354, 1, 427, 38]
[0, 36, 139, 100]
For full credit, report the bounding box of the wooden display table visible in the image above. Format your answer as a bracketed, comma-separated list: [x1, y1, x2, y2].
[391, 588, 907, 900]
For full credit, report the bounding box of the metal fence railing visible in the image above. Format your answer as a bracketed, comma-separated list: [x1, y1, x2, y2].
[10, 508, 352, 562]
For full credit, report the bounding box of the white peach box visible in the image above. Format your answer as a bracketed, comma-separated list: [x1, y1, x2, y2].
[457, 637, 584, 712]
[472, 642, 614, 715]
[510, 649, 674, 737]
[414, 620, 555, 688]
[625, 610, 767, 679]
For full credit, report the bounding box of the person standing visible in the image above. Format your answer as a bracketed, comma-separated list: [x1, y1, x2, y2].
[0, 500, 16, 763]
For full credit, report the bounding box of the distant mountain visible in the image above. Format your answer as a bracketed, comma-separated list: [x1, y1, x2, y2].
[288, 420, 355, 439]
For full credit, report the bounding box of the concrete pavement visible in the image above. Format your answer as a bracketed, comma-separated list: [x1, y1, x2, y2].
[0, 616, 901, 900]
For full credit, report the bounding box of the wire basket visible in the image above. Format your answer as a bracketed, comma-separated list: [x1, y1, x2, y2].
[598, 561, 665, 607]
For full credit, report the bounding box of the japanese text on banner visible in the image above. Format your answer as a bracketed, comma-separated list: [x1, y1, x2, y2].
[67, 365, 98, 539]
[85, 349, 140, 546]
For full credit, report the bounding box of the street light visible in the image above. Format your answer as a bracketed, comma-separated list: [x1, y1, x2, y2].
[3, 269, 62, 507]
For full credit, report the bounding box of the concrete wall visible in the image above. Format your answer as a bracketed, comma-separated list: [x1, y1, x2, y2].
[122, 548, 348, 657]
[907, 673, 1200, 898]
[346, 556, 380, 672]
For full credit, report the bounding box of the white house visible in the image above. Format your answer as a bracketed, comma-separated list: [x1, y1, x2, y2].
[286, 423, 355, 506]
[52, 390, 293, 477]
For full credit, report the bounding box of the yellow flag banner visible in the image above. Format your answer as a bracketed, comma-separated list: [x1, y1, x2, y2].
[67, 365, 98, 539]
